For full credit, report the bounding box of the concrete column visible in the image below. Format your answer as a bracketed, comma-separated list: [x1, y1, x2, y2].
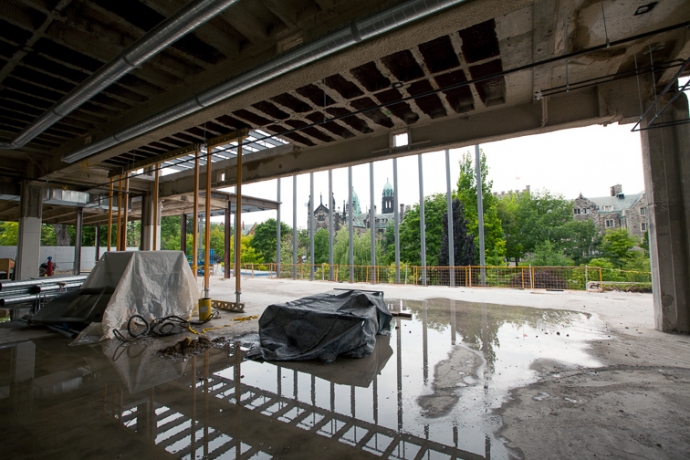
[74, 207, 83, 275]
[15, 181, 42, 280]
[640, 92, 690, 333]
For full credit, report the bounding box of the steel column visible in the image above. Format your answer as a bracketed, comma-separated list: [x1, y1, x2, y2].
[204, 148, 213, 298]
[153, 163, 159, 251]
[192, 150, 200, 279]
[107, 179, 113, 252]
[234, 141, 243, 305]
[276, 178, 281, 277]
[95, 225, 100, 261]
[292, 175, 297, 280]
[348, 167, 354, 283]
[74, 207, 83, 275]
[224, 207, 231, 279]
[369, 162, 376, 283]
[181, 213, 187, 255]
[309, 172, 314, 281]
[328, 170, 334, 281]
[418, 154, 427, 286]
[117, 176, 123, 250]
[393, 158, 400, 284]
[121, 175, 129, 250]
[475, 145, 486, 284]
[445, 149, 455, 287]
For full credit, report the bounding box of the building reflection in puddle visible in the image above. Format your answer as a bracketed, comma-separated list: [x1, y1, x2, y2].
[0, 299, 607, 459]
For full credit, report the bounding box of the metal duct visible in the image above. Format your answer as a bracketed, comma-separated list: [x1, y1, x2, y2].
[0, 275, 88, 291]
[62, 0, 469, 164]
[0, 0, 240, 150]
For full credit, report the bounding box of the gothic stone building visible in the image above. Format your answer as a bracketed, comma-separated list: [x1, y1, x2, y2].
[573, 184, 649, 239]
[310, 179, 403, 237]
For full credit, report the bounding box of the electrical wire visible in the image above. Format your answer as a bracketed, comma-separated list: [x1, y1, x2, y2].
[113, 311, 220, 342]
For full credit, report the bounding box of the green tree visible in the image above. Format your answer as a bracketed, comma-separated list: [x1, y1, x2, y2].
[313, 228, 330, 264]
[497, 189, 595, 264]
[398, 193, 447, 266]
[250, 218, 292, 263]
[601, 228, 638, 269]
[526, 240, 574, 266]
[0, 222, 18, 245]
[455, 150, 506, 265]
[438, 199, 475, 266]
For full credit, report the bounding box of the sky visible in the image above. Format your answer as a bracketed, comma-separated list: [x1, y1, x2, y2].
[211, 122, 646, 230]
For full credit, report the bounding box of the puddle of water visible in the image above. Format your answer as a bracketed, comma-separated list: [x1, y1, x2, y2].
[0, 299, 608, 459]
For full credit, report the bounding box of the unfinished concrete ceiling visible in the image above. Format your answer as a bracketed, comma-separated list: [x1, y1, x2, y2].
[0, 0, 689, 196]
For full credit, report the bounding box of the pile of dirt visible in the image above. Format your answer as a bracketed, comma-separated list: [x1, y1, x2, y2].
[159, 336, 212, 358]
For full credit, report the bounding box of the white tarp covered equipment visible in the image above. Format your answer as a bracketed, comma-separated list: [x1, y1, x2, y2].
[72, 251, 197, 344]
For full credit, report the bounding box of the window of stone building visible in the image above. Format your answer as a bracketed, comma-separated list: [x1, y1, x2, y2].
[641, 207, 646, 215]
[641, 222, 648, 231]
[603, 205, 613, 211]
[573, 208, 581, 215]
[583, 208, 588, 214]
[605, 219, 615, 228]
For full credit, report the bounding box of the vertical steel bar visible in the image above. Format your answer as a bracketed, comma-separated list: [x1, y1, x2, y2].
[475, 145, 486, 284]
[292, 175, 297, 280]
[309, 172, 314, 281]
[204, 148, 212, 298]
[418, 154, 427, 286]
[276, 178, 281, 278]
[393, 158, 400, 283]
[153, 163, 159, 251]
[192, 150, 200, 279]
[107, 179, 113, 252]
[235, 141, 243, 305]
[369, 162, 376, 283]
[328, 170, 334, 280]
[445, 149, 455, 287]
[348, 166, 354, 283]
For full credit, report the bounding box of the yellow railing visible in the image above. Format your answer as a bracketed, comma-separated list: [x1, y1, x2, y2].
[222, 263, 652, 292]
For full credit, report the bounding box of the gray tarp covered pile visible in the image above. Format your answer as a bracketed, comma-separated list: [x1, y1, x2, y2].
[255, 289, 392, 363]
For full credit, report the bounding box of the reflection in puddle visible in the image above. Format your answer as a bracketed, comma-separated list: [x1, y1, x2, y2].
[0, 299, 607, 459]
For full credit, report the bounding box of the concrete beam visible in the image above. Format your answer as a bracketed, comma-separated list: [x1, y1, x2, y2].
[161, 86, 611, 196]
[15, 181, 42, 280]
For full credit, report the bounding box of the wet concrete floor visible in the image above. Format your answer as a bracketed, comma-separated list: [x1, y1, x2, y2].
[0, 298, 610, 459]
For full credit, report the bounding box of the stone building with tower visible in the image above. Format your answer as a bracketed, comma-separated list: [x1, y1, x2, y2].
[572, 184, 649, 239]
[310, 179, 405, 238]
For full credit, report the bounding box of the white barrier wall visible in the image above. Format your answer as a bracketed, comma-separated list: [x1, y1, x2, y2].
[0, 246, 140, 272]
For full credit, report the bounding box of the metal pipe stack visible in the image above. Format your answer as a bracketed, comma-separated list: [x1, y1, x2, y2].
[0, 276, 87, 307]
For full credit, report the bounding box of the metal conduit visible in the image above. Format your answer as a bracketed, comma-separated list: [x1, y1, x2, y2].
[0, 0, 240, 151]
[62, 0, 470, 164]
